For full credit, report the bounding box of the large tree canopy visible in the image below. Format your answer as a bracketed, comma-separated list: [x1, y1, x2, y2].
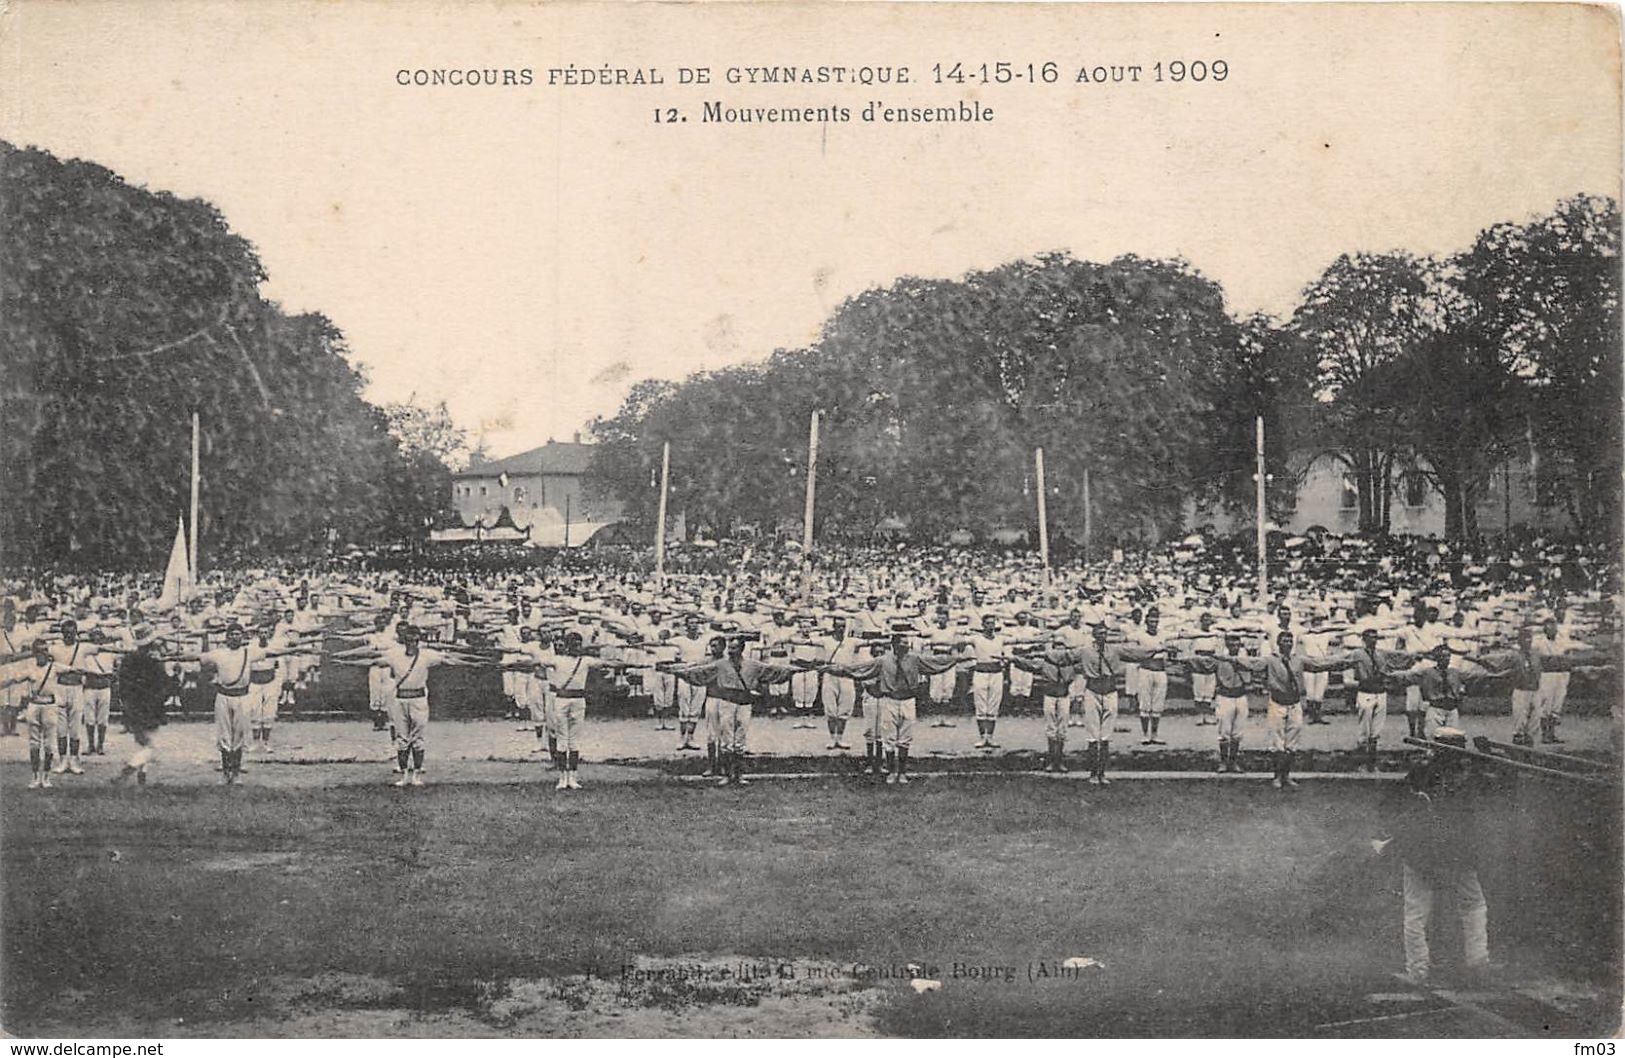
[0, 142, 447, 569]
[1290, 195, 1620, 539]
[590, 253, 1300, 545]
[595, 197, 1620, 545]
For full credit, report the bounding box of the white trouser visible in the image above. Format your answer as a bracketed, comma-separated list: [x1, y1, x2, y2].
[1424, 705, 1459, 739]
[84, 687, 112, 728]
[648, 671, 676, 712]
[676, 682, 706, 722]
[383, 691, 405, 743]
[716, 698, 751, 753]
[824, 677, 856, 720]
[1510, 688, 1538, 739]
[1354, 691, 1387, 741]
[214, 691, 251, 751]
[971, 670, 1004, 720]
[1080, 689, 1116, 743]
[791, 671, 820, 711]
[881, 697, 916, 750]
[1535, 672, 1571, 720]
[251, 680, 279, 726]
[556, 696, 586, 752]
[397, 693, 429, 751]
[1043, 695, 1069, 741]
[26, 700, 59, 753]
[1138, 669, 1168, 716]
[1267, 699, 1303, 752]
[1215, 693, 1248, 741]
[1403, 864, 1488, 977]
[55, 684, 85, 744]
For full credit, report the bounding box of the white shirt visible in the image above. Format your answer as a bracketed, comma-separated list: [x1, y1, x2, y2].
[378, 645, 447, 694]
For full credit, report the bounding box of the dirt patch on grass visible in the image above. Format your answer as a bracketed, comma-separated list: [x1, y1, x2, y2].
[213, 955, 888, 1037]
[197, 851, 304, 873]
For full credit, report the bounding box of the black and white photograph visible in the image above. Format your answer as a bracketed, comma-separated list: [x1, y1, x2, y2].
[0, 0, 1621, 1042]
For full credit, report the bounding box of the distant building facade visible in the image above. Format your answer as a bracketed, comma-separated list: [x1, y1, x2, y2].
[450, 439, 623, 545]
[1186, 451, 1565, 537]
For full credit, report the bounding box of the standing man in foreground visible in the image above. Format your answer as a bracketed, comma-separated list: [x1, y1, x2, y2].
[671, 636, 800, 786]
[1174, 631, 1255, 774]
[822, 630, 963, 785]
[109, 624, 170, 786]
[332, 623, 485, 787]
[1232, 630, 1349, 790]
[1337, 628, 1414, 773]
[1372, 728, 1494, 986]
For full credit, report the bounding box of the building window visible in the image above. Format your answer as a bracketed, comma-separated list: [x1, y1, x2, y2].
[1339, 474, 1358, 511]
[479, 485, 487, 497]
[514, 486, 527, 505]
[1403, 471, 1428, 509]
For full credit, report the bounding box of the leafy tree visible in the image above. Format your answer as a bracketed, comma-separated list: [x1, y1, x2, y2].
[385, 398, 473, 469]
[1290, 252, 1440, 533]
[0, 141, 426, 568]
[1198, 312, 1318, 525]
[591, 253, 1251, 547]
[1465, 195, 1620, 536]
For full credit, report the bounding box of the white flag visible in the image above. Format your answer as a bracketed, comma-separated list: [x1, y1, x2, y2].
[156, 514, 191, 610]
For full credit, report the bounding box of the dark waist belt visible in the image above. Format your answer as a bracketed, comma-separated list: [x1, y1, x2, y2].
[1356, 683, 1387, 694]
[1085, 677, 1117, 693]
[250, 671, 277, 684]
[554, 689, 587, 699]
[395, 687, 427, 699]
[216, 685, 250, 698]
[1270, 695, 1302, 706]
[84, 675, 114, 689]
[1140, 663, 1167, 674]
[973, 663, 1003, 673]
[56, 673, 84, 686]
[878, 693, 916, 701]
[1216, 687, 1249, 698]
[711, 688, 754, 704]
[1428, 698, 1462, 709]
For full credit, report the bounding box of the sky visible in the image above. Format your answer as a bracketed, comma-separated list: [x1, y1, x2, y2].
[2, 1, 1619, 460]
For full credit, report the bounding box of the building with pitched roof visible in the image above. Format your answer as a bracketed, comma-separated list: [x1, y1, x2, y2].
[449, 437, 623, 546]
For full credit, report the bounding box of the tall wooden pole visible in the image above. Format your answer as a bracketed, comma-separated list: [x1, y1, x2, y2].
[1503, 459, 1512, 533]
[1034, 447, 1051, 586]
[802, 411, 820, 554]
[564, 494, 572, 550]
[800, 411, 820, 604]
[1255, 415, 1268, 599]
[654, 441, 671, 584]
[189, 410, 200, 591]
[1081, 465, 1092, 565]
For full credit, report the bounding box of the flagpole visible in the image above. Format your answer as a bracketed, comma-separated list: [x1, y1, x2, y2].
[800, 410, 820, 605]
[1034, 447, 1051, 587]
[654, 441, 671, 585]
[1255, 415, 1268, 600]
[189, 411, 200, 593]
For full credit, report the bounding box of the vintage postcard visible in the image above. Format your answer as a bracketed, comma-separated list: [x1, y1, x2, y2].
[0, 0, 1620, 1043]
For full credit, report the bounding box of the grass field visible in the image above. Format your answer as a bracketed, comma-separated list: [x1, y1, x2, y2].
[2, 769, 1619, 1038]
